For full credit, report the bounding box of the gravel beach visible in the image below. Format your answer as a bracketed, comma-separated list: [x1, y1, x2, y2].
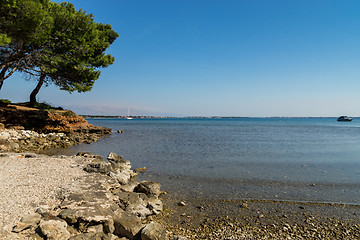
[156, 193, 360, 239]
[0, 153, 88, 238]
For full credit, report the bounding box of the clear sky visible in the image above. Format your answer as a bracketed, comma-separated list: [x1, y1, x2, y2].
[2, 0, 360, 117]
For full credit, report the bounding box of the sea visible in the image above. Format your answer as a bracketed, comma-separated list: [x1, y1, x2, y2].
[50, 118, 360, 205]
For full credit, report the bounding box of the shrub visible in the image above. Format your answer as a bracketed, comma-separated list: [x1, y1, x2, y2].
[32, 101, 64, 110]
[0, 99, 11, 104]
[62, 110, 76, 117]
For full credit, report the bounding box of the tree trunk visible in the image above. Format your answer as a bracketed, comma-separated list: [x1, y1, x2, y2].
[30, 73, 46, 105]
[0, 67, 7, 91]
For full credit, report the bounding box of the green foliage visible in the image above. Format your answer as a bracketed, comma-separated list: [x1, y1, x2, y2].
[0, 0, 53, 84]
[0, 0, 52, 44]
[0, 34, 11, 46]
[38, 2, 118, 94]
[0, 0, 118, 101]
[61, 110, 76, 117]
[0, 99, 11, 104]
[30, 101, 63, 110]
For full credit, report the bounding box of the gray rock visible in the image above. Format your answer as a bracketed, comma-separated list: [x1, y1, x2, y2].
[134, 181, 161, 197]
[84, 162, 111, 174]
[140, 222, 166, 240]
[58, 209, 78, 224]
[39, 219, 71, 240]
[114, 192, 153, 218]
[9, 142, 19, 149]
[147, 198, 163, 215]
[24, 153, 37, 158]
[110, 169, 133, 185]
[104, 218, 115, 234]
[169, 236, 189, 240]
[107, 152, 128, 164]
[77, 152, 104, 161]
[86, 224, 104, 233]
[69, 232, 111, 240]
[113, 212, 144, 240]
[0, 132, 10, 141]
[12, 213, 42, 233]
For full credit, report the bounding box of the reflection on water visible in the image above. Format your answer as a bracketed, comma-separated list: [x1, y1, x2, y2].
[48, 118, 360, 204]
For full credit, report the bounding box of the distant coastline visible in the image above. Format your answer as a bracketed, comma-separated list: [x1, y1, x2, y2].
[82, 115, 345, 119]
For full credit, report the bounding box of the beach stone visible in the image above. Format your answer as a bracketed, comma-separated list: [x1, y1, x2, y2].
[24, 153, 37, 158]
[12, 213, 42, 233]
[69, 232, 110, 240]
[0, 131, 10, 141]
[9, 142, 19, 149]
[178, 202, 186, 207]
[147, 198, 163, 215]
[113, 212, 144, 239]
[134, 181, 161, 197]
[140, 222, 166, 240]
[169, 236, 188, 240]
[39, 219, 71, 240]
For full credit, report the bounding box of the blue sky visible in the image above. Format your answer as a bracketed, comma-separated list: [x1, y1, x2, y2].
[2, 0, 360, 116]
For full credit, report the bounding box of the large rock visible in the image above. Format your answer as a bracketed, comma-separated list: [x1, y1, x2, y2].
[38, 219, 71, 240]
[113, 212, 144, 240]
[107, 152, 128, 164]
[110, 169, 134, 185]
[77, 152, 104, 162]
[147, 198, 164, 215]
[84, 162, 111, 174]
[134, 181, 161, 197]
[12, 213, 42, 233]
[140, 222, 166, 240]
[106, 153, 138, 185]
[58, 209, 78, 225]
[69, 232, 111, 240]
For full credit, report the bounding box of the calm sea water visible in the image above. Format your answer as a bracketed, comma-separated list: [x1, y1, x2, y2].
[52, 118, 360, 205]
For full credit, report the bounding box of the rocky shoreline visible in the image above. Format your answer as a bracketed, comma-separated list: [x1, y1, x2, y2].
[0, 103, 112, 153]
[0, 127, 110, 152]
[0, 151, 178, 240]
[1, 109, 360, 239]
[3, 150, 360, 240]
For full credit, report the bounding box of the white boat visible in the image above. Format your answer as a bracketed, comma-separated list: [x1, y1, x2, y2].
[127, 107, 132, 119]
